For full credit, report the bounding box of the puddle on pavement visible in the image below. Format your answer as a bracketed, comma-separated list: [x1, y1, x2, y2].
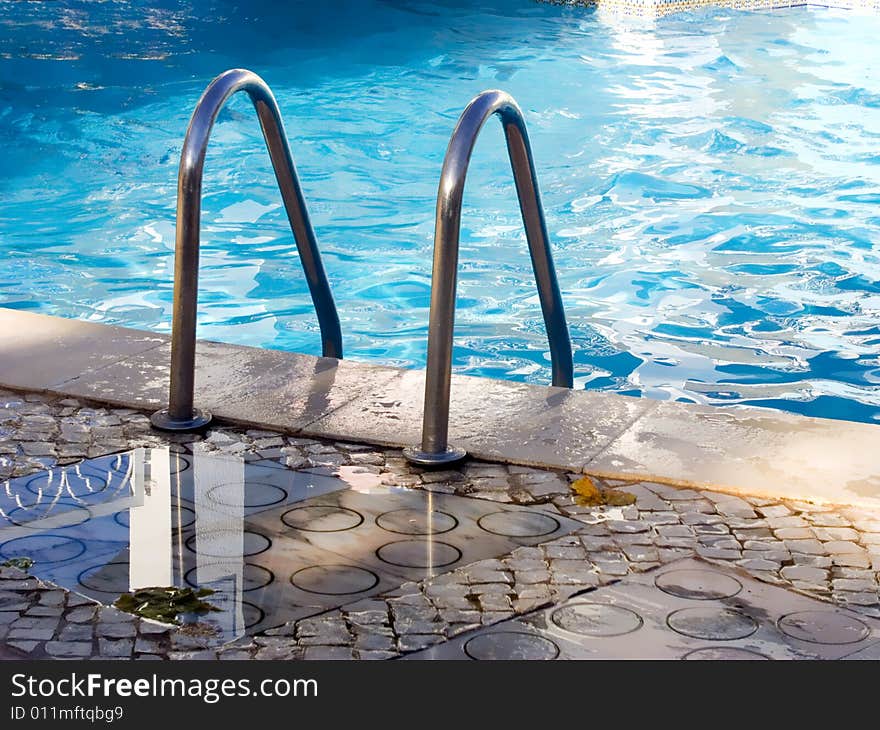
[0, 448, 581, 645]
[404, 558, 880, 660]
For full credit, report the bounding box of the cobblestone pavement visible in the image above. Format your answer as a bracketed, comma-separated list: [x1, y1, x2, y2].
[1, 388, 879, 660]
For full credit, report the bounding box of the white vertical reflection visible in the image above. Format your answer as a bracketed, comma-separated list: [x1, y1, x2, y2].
[427, 492, 434, 578]
[129, 448, 172, 589]
[192, 451, 245, 637]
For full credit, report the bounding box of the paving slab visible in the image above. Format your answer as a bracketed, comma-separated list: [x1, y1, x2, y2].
[183, 530, 400, 636]
[52, 340, 400, 431]
[48, 340, 248, 412]
[586, 400, 880, 509]
[0, 309, 166, 392]
[248, 486, 582, 584]
[302, 368, 654, 469]
[165, 452, 363, 518]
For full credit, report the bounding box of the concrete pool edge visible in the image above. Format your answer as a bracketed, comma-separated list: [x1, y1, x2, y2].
[1, 308, 878, 509]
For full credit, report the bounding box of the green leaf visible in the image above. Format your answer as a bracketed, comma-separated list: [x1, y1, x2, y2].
[113, 586, 221, 625]
[1, 556, 35, 571]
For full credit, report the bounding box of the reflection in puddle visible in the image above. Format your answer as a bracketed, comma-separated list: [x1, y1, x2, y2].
[0, 448, 581, 645]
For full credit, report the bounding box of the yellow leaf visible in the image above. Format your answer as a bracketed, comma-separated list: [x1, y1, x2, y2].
[571, 475, 636, 506]
[571, 475, 604, 505]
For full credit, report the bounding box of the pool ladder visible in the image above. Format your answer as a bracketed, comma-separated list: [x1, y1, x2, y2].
[151, 69, 573, 467]
[150, 69, 343, 431]
[402, 90, 572, 466]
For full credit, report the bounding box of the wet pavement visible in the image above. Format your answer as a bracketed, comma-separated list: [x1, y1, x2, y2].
[1, 388, 879, 660]
[4, 308, 880, 509]
[0, 447, 581, 646]
[404, 558, 880, 660]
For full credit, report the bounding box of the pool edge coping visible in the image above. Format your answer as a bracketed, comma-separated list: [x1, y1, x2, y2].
[1, 307, 879, 510]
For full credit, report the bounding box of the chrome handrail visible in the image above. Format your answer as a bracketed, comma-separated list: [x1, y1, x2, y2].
[151, 68, 343, 432]
[403, 90, 573, 467]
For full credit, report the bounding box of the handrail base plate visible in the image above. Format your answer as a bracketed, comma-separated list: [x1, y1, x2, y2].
[150, 407, 213, 432]
[403, 445, 467, 468]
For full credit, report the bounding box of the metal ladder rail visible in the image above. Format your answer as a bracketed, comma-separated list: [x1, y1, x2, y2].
[151, 68, 343, 432]
[403, 89, 574, 467]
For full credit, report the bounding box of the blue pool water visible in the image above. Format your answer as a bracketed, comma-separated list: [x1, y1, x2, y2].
[1, 1, 880, 423]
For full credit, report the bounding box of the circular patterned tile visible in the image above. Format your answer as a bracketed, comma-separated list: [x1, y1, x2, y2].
[477, 511, 559, 538]
[655, 569, 743, 601]
[25, 470, 108, 499]
[171, 505, 197, 531]
[550, 602, 643, 637]
[83, 453, 136, 478]
[376, 508, 457, 536]
[0, 534, 86, 564]
[682, 647, 770, 661]
[78, 561, 130, 595]
[464, 632, 560, 660]
[113, 504, 196, 532]
[5, 504, 91, 530]
[242, 601, 265, 629]
[170, 482, 193, 502]
[167, 453, 191, 475]
[667, 607, 758, 641]
[375, 539, 461, 569]
[207, 482, 287, 509]
[184, 563, 274, 592]
[184, 529, 271, 558]
[282, 505, 364, 532]
[290, 564, 379, 595]
[778, 611, 870, 645]
[179, 599, 264, 631]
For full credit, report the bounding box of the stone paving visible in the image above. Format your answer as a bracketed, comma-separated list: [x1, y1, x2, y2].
[1, 387, 879, 660]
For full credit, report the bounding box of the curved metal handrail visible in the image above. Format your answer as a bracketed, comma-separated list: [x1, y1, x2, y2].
[151, 68, 343, 432]
[403, 90, 573, 466]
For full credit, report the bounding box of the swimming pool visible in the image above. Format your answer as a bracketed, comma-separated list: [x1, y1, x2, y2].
[1, 1, 879, 423]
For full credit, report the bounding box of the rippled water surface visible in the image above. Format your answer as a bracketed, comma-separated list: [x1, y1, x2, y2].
[2, 1, 879, 423]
